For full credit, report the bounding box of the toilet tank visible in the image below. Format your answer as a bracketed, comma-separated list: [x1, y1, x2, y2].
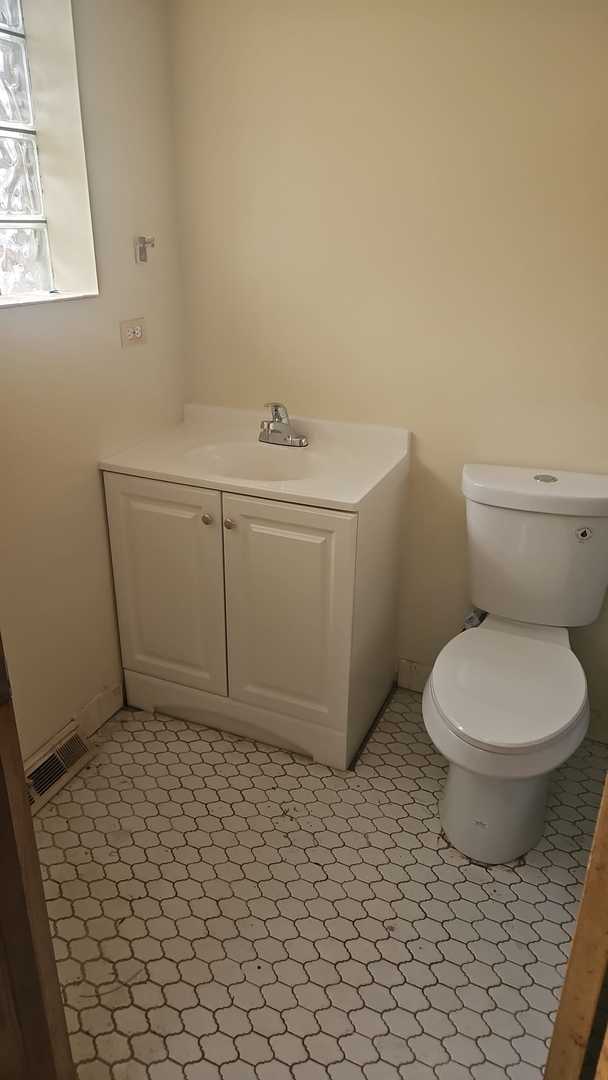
[463, 465, 608, 627]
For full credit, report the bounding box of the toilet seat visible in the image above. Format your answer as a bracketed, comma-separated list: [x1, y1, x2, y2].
[430, 626, 587, 754]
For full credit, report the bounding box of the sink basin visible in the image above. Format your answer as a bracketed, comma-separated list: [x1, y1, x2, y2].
[100, 404, 410, 511]
[186, 441, 319, 482]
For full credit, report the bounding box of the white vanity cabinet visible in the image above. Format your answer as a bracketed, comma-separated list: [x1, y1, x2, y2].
[101, 406, 408, 769]
[104, 474, 227, 695]
[222, 493, 357, 732]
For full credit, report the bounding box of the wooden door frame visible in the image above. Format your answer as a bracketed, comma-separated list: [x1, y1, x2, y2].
[545, 771, 608, 1079]
[0, 643, 75, 1080]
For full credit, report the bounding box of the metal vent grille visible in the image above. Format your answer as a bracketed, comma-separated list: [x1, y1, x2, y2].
[26, 732, 92, 809]
[57, 733, 89, 771]
[28, 752, 66, 797]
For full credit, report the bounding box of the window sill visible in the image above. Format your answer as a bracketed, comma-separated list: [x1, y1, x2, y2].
[0, 290, 98, 310]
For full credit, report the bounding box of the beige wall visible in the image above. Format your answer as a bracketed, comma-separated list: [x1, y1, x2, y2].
[171, 0, 608, 736]
[0, 0, 185, 760]
[2, 1, 607, 761]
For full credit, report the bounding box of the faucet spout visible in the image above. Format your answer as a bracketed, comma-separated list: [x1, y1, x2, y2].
[265, 402, 290, 425]
[259, 402, 308, 448]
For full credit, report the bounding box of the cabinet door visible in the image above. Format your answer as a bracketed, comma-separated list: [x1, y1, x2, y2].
[104, 473, 227, 695]
[223, 494, 357, 729]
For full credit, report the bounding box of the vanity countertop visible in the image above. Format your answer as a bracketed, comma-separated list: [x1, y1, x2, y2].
[99, 404, 410, 511]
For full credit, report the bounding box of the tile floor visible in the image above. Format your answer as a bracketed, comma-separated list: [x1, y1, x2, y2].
[35, 690, 607, 1080]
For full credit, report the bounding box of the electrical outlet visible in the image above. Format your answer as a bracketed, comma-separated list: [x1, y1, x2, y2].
[120, 317, 147, 348]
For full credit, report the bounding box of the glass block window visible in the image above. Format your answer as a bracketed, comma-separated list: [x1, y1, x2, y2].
[0, 2, 52, 298]
[0, 1, 23, 34]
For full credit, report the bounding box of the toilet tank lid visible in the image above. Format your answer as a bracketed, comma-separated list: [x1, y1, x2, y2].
[463, 464, 608, 516]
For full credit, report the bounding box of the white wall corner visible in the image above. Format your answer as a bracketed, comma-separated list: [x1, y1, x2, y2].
[398, 658, 432, 694]
[76, 682, 124, 738]
[22, 680, 122, 774]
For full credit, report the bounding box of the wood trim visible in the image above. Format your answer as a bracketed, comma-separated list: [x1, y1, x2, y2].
[0, 680, 75, 1080]
[545, 773, 608, 1079]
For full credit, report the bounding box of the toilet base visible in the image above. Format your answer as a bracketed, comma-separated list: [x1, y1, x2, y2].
[440, 764, 549, 864]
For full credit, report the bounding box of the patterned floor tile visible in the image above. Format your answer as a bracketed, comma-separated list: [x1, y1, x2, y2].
[35, 689, 607, 1078]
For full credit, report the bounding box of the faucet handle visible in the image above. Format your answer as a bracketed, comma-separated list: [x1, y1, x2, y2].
[264, 402, 289, 423]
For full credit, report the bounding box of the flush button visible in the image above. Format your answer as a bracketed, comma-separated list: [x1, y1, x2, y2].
[534, 473, 558, 483]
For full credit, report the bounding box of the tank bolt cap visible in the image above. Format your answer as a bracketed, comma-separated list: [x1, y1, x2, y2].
[576, 527, 593, 541]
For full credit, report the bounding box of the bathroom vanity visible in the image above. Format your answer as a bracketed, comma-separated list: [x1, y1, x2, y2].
[101, 405, 409, 768]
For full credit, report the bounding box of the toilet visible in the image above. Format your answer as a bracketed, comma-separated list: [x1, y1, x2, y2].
[423, 464, 608, 865]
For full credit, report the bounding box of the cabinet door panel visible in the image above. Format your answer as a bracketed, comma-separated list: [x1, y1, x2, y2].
[104, 473, 227, 695]
[223, 494, 357, 729]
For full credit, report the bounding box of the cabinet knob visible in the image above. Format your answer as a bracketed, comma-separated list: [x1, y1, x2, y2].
[224, 518, 236, 530]
[201, 513, 214, 526]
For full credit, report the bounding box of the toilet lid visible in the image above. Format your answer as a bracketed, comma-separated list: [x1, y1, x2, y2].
[431, 627, 587, 752]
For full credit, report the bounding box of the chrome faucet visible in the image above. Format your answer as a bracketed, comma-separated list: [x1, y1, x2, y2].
[259, 402, 308, 447]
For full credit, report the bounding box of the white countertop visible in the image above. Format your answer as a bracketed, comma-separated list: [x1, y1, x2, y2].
[100, 404, 410, 511]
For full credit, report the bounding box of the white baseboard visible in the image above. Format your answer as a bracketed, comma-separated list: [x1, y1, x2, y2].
[398, 658, 432, 694]
[124, 669, 350, 769]
[23, 681, 123, 775]
[76, 682, 124, 738]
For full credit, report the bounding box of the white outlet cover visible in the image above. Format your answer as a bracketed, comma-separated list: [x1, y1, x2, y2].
[120, 317, 147, 348]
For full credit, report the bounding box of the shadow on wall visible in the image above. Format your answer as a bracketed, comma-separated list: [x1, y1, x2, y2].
[399, 444, 470, 670]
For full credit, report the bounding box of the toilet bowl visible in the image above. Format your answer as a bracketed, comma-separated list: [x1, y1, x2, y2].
[424, 616, 589, 864]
